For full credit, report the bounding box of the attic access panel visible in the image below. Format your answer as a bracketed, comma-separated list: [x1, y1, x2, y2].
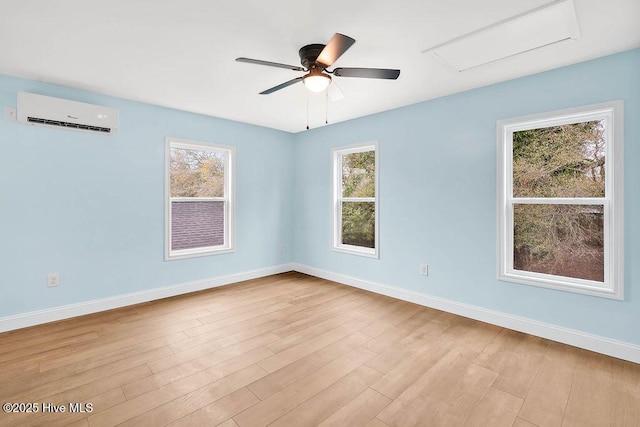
[424, 0, 581, 71]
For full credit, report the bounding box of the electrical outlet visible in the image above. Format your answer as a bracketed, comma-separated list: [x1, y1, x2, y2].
[419, 264, 428, 276]
[4, 107, 16, 120]
[47, 273, 60, 287]
[279, 244, 285, 253]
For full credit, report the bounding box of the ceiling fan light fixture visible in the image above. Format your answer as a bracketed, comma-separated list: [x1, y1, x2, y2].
[303, 73, 331, 93]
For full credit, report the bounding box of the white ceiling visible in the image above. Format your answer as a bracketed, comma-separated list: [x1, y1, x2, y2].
[1, 0, 638, 133]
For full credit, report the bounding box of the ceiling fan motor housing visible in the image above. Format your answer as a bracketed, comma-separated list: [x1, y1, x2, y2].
[299, 44, 327, 69]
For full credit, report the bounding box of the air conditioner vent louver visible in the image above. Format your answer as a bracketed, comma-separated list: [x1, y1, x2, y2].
[27, 117, 112, 133]
[17, 92, 118, 135]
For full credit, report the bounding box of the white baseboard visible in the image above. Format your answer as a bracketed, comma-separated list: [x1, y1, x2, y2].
[292, 263, 640, 364]
[0, 263, 295, 333]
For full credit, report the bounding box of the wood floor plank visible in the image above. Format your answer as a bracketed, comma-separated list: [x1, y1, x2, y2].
[476, 331, 546, 399]
[184, 302, 293, 338]
[612, 358, 640, 394]
[257, 319, 369, 373]
[217, 419, 240, 427]
[40, 320, 197, 374]
[443, 317, 503, 354]
[167, 316, 280, 354]
[475, 328, 526, 371]
[166, 288, 364, 355]
[269, 365, 383, 426]
[88, 364, 267, 427]
[195, 285, 329, 325]
[0, 332, 97, 365]
[0, 359, 41, 384]
[197, 293, 301, 325]
[122, 345, 274, 399]
[168, 387, 259, 427]
[359, 301, 423, 338]
[463, 386, 523, 427]
[562, 363, 613, 427]
[146, 331, 278, 374]
[1, 346, 171, 402]
[248, 332, 370, 400]
[512, 417, 539, 427]
[611, 385, 640, 427]
[364, 418, 390, 427]
[370, 338, 452, 399]
[117, 366, 268, 427]
[41, 365, 148, 409]
[234, 347, 377, 427]
[517, 344, 575, 427]
[79, 318, 201, 348]
[575, 347, 614, 374]
[353, 299, 406, 327]
[266, 310, 366, 354]
[60, 419, 89, 427]
[0, 316, 116, 351]
[365, 311, 456, 374]
[269, 293, 367, 338]
[362, 309, 440, 354]
[376, 347, 488, 426]
[406, 362, 497, 426]
[38, 331, 188, 372]
[318, 387, 391, 427]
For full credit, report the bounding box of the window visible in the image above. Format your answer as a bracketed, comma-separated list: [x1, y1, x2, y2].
[331, 141, 379, 258]
[497, 101, 623, 299]
[165, 138, 235, 259]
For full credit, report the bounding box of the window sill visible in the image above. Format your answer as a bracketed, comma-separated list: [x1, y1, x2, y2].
[166, 247, 235, 261]
[499, 270, 621, 300]
[332, 245, 379, 259]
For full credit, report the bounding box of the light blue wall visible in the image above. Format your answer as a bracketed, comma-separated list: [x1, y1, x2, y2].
[1, 49, 638, 347]
[0, 75, 294, 316]
[292, 49, 640, 345]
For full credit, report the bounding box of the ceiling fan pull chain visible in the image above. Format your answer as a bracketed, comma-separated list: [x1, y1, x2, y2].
[306, 90, 310, 130]
[325, 89, 329, 125]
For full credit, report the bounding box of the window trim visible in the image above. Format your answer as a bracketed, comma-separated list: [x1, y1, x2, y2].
[331, 141, 380, 258]
[496, 101, 624, 299]
[165, 137, 235, 260]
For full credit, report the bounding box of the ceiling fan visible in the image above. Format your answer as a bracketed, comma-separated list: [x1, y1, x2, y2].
[236, 33, 400, 95]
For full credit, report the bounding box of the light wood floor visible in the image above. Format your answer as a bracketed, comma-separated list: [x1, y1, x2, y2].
[1, 272, 639, 427]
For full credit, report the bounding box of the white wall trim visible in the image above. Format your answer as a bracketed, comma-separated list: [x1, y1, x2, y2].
[0, 263, 294, 333]
[292, 263, 640, 364]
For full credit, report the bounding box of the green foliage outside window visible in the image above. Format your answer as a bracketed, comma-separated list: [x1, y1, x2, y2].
[512, 121, 605, 281]
[170, 148, 225, 198]
[342, 202, 375, 248]
[341, 151, 375, 248]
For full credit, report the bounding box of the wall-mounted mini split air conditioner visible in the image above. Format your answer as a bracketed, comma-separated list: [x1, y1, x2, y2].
[17, 92, 118, 134]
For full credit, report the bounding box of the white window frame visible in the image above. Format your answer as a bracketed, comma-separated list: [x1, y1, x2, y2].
[165, 137, 235, 260]
[497, 101, 624, 299]
[331, 141, 379, 258]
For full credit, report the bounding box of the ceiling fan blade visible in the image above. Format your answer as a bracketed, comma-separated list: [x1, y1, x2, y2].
[328, 81, 345, 101]
[333, 68, 400, 79]
[260, 77, 304, 95]
[316, 33, 356, 67]
[236, 57, 305, 72]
